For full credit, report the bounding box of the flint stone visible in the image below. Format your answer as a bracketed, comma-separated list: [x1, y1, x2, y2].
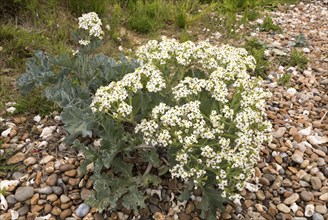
[15, 187, 34, 201]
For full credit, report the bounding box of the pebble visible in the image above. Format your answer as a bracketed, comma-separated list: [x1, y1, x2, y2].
[23, 157, 37, 166]
[14, 187, 34, 201]
[277, 203, 291, 213]
[310, 177, 322, 190]
[273, 127, 287, 138]
[315, 205, 327, 214]
[60, 209, 72, 219]
[17, 205, 29, 216]
[75, 203, 90, 218]
[7, 152, 25, 165]
[60, 195, 70, 203]
[52, 186, 63, 195]
[305, 204, 315, 217]
[291, 154, 304, 164]
[319, 193, 328, 201]
[37, 186, 53, 195]
[46, 174, 58, 186]
[300, 191, 314, 201]
[283, 193, 299, 205]
[59, 164, 75, 172]
[312, 213, 324, 220]
[40, 155, 55, 164]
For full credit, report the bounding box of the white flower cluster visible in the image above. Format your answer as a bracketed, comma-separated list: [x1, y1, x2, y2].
[90, 63, 166, 118]
[78, 12, 104, 45]
[91, 38, 272, 199]
[135, 101, 223, 148]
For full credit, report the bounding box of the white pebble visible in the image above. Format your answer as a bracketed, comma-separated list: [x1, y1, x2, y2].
[1, 128, 12, 137]
[6, 107, 16, 114]
[287, 88, 297, 95]
[33, 115, 41, 123]
[303, 48, 310, 53]
[298, 127, 312, 136]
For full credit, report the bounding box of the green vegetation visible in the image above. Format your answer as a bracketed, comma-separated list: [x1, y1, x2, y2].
[14, 91, 59, 116]
[260, 16, 281, 32]
[278, 73, 292, 87]
[289, 49, 308, 69]
[244, 38, 270, 78]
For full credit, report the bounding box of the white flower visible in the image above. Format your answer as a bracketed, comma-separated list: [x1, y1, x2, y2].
[78, 12, 104, 38]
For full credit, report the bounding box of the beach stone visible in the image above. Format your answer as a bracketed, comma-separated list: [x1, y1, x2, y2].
[30, 194, 39, 205]
[59, 164, 76, 172]
[52, 186, 63, 195]
[17, 205, 29, 216]
[15, 186, 34, 201]
[7, 152, 25, 165]
[75, 203, 90, 218]
[273, 127, 287, 138]
[31, 205, 43, 213]
[64, 169, 76, 177]
[310, 177, 322, 190]
[46, 174, 58, 186]
[60, 195, 70, 203]
[315, 205, 327, 214]
[283, 193, 299, 205]
[291, 154, 304, 164]
[6, 195, 17, 205]
[23, 157, 37, 166]
[300, 191, 314, 201]
[40, 155, 54, 164]
[312, 213, 324, 220]
[60, 209, 72, 219]
[44, 204, 52, 214]
[319, 193, 328, 201]
[37, 186, 53, 195]
[277, 203, 291, 213]
[51, 206, 61, 216]
[12, 172, 24, 180]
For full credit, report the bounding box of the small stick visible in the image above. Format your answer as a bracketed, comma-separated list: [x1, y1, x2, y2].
[319, 111, 327, 123]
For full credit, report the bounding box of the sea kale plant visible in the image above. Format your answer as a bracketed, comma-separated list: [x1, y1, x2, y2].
[17, 12, 272, 219]
[91, 38, 273, 218]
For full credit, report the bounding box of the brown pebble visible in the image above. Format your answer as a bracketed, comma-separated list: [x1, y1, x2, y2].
[51, 206, 61, 216]
[60, 209, 72, 220]
[59, 164, 76, 172]
[68, 178, 80, 187]
[47, 194, 58, 202]
[31, 194, 39, 205]
[9, 129, 17, 138]
[35, 171, 42, 186]
[65, 169, 77, 177]
[46, 174, 58, 186]
[61, 201, 73, 210]
[31, 205, 43, 213]
[44, 204, 52, 214]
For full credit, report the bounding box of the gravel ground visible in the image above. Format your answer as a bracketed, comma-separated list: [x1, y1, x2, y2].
[0, 1, 327, 219]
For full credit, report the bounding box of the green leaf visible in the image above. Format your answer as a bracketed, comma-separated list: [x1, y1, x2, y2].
[61, 106, 95, 143]
[16, 51, 56, 95]
[122, 189, 146, 210]
[111, 158, 133, 177]
[199, 187, 226, 219]
[73, 140, 97, 173]
[158, 165, 169, 176]
[142, 174, 162, 186]
[140, 148, 161, 168]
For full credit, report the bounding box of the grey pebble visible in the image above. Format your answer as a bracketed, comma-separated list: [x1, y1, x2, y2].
[37, 186, 53, 194]
[312, 213, 324, 220]
[14, 187, 34, 202]
[76, 203, 90, 218]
